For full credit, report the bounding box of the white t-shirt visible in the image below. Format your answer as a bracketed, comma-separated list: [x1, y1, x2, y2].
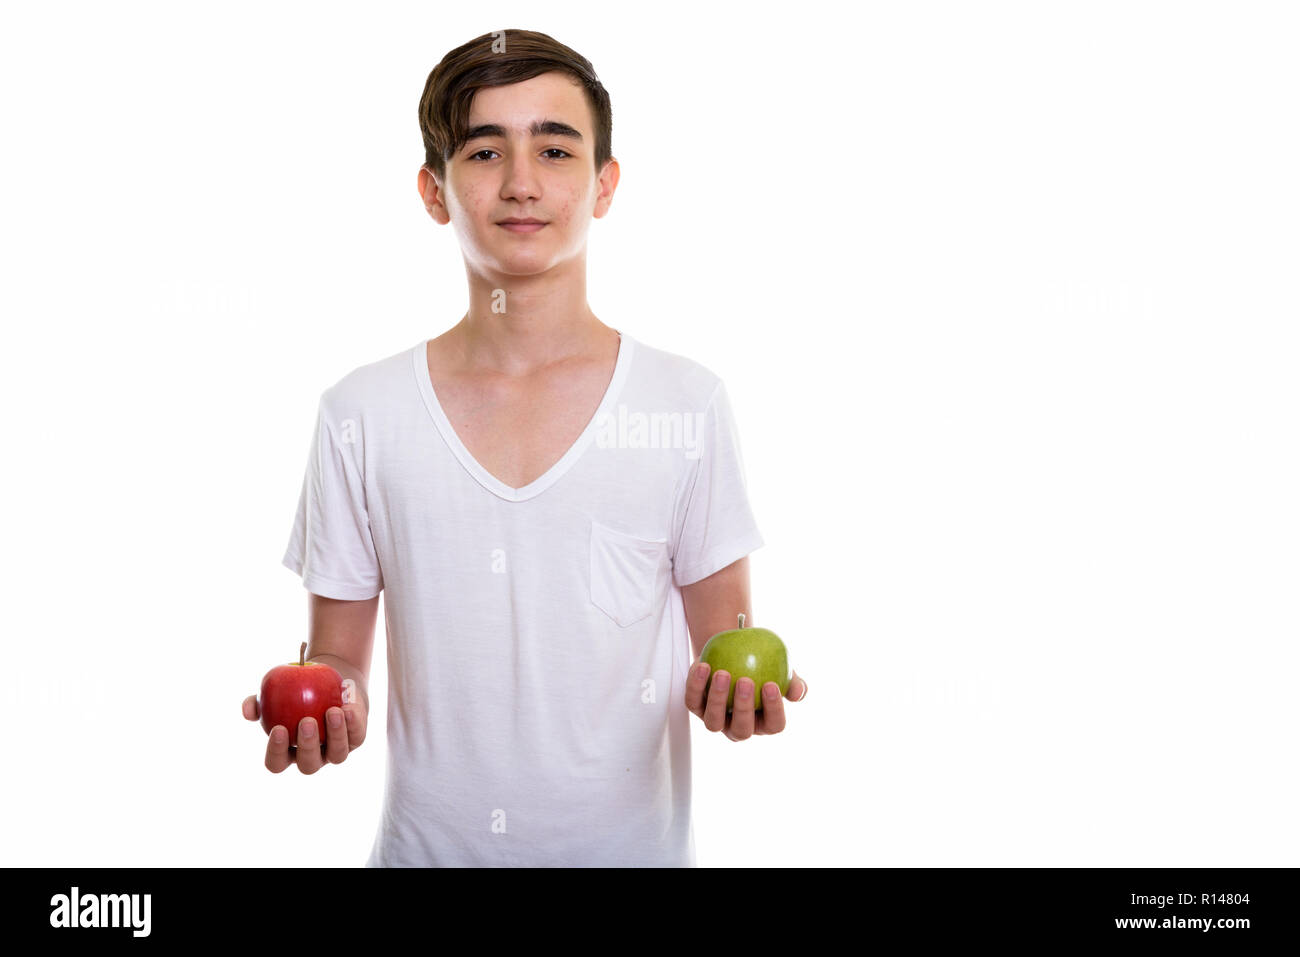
[281, 330, 764, 866]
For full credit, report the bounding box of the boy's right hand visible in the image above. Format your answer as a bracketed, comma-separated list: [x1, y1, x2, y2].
[241, 678, 366, 774]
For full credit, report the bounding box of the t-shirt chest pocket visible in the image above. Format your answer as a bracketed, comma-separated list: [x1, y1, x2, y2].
[589, 520, 667, 628]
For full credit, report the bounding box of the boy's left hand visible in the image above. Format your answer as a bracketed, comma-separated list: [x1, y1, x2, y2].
[685, 663, 808, 741]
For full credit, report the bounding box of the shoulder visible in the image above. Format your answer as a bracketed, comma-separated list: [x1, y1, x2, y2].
[624, 334, 728, 411]
[317, 341, 421, 418]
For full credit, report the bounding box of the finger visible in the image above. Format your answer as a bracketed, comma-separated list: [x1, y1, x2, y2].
[703, 670, 730, 733]
[344, 700, 367, 750]
[265, 725, 292, 773]
[323, 707, 349, 764]
[684, 661, 711, 716]
[786, 670, 808, 703]
[757, 681, 787, 734]
[294, 717, 325, 774]
[243, 695, 259, 721]
[726, 678, 756, 741]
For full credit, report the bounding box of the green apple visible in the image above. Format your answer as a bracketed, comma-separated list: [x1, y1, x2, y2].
[699, 614, 790, 712]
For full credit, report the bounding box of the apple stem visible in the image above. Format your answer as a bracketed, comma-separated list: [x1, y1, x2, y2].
[738, 613, 745, 629]
[299, 641, 307, 667]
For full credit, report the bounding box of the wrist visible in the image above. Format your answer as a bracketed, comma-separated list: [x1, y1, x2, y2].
[308, 654, 369, 711]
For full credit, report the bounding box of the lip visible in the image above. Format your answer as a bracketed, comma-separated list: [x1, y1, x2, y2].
[498, 219, 547, 234]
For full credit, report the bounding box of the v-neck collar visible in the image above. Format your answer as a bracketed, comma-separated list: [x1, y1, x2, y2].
[411, 330, 635, 503]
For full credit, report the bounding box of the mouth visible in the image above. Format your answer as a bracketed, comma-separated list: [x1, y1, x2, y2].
[498, 218, 547, 233]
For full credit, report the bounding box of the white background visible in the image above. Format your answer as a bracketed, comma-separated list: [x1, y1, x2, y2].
[2, 1, 1295, 867]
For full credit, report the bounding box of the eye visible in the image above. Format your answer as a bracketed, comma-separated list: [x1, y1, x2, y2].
[467, 148, 570, 162]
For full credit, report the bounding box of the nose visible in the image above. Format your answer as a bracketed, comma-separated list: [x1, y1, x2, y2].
[499, 146, 541, 202]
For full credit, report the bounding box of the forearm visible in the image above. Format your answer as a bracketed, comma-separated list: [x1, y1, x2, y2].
[681, 557, 754, 659]
[305, 593, 379, 714]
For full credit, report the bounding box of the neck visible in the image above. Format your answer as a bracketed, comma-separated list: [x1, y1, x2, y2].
[455, 252, 609, 375]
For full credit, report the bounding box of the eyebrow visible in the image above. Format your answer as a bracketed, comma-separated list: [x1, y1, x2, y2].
[462, 119, 585, 145]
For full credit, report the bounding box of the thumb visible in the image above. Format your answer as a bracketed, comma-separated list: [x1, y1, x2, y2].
[787, 671, 808, 703]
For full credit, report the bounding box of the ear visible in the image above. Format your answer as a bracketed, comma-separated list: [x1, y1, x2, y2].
[592, 157, 621, 220]
[418, 164, 450, 224]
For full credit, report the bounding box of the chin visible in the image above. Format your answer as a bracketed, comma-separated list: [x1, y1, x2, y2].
[478, 255, 558, 279]
[488, 246, 572, 276]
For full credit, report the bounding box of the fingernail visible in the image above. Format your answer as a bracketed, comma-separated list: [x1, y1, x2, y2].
[271, 728, 286, 745]
[695, 663, 709, 680]
[737, 679, 752, 699]
[714, 672, 728, 688]
[765, 684, 779, 700]
[328, 711, 342, 728]
[301, 721, 314, 737]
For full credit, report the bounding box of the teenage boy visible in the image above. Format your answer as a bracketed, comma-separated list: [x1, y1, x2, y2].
[243, 29, 806, 866]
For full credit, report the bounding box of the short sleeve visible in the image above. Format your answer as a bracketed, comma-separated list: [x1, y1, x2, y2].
[281, 391, 384, 600]
[670, 381, 765, 587]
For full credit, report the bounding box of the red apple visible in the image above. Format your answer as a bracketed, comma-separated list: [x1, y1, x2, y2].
[259, 642, 344, 747]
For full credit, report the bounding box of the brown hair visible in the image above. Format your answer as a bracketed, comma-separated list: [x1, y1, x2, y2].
[418, 29, 613, 182]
